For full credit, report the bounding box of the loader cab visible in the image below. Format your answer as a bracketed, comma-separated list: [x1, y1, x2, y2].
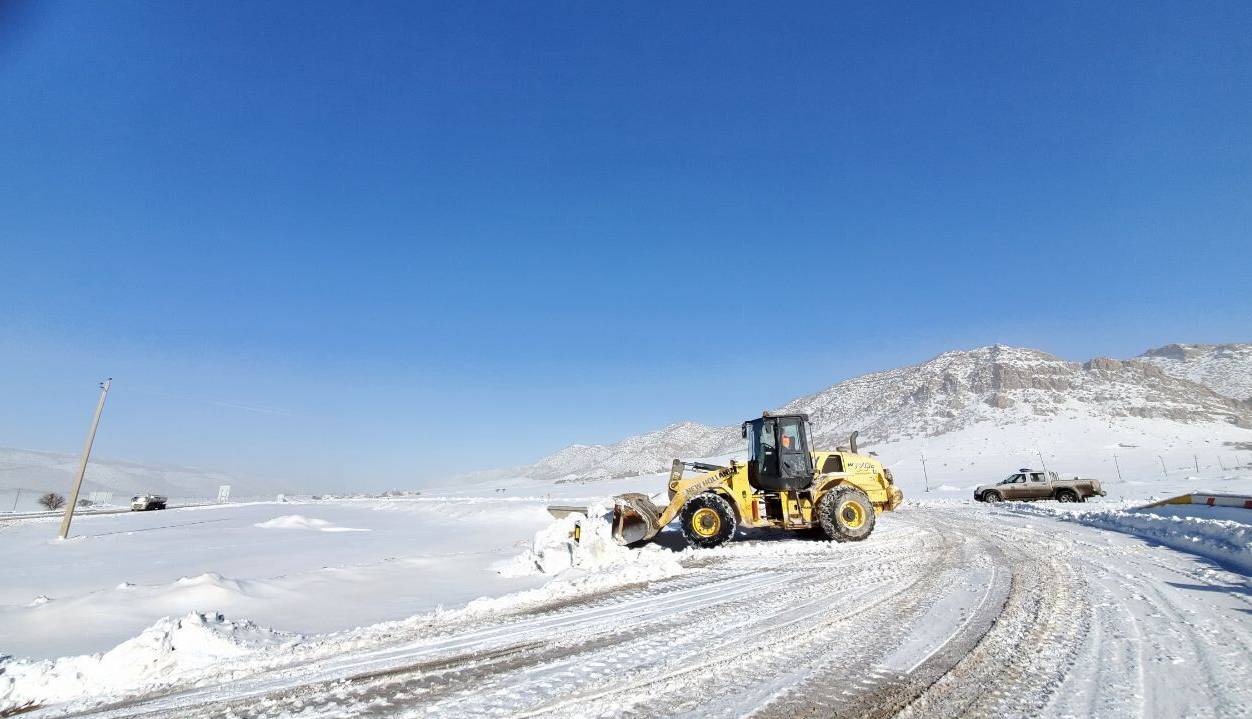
[742, 413, 815, 491]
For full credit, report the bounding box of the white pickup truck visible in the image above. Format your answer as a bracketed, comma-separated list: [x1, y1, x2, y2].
[130, 494, 168, 511]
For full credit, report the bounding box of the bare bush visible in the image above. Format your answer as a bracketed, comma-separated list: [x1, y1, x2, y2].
[39, 492, 66, 510]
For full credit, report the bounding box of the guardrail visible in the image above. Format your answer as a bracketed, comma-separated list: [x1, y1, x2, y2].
[1139, 492, 1252, 510]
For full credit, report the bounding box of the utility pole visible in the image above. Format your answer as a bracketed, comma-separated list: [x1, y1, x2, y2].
[1158, 456, 1167, 476]
[10, 488, 20, 513]
[1193, 455, 1199, 473]
[920, 450, 931, 492]
[59, 379, 111, 540]
[1218, 455, 1226, 471]
[1036, 448, 1049, 477]
[1112, 454, 1124, 482]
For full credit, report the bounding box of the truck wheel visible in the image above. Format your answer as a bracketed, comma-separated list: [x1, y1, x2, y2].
[983, 490, 1003, 503]
[1056, 490, 1078, 503]
[680, 493, 736, 548]
[818, 486, 876, 542]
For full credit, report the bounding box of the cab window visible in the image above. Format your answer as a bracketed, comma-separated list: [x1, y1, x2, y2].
[760, 420, 776, 451]
[822, 455, 844, 473]
[779, 423, 800, 450]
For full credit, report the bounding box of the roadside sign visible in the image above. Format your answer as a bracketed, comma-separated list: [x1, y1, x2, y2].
[217, 485, 231, 503]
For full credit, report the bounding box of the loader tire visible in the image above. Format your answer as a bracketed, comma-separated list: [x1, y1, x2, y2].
[818, 486, 875, 542]
[680, 493, 736, 548]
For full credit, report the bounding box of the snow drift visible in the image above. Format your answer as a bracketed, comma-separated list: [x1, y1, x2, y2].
[1005, 502, 1252, 574]
[0, 612, 298, 713]
[254, 514, 369, 532]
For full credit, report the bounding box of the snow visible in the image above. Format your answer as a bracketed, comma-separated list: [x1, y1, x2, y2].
[253, 514, 369, 532]
[501, 501, 680, 578]
[0, 503, 689, 713]
[1138, 343, 1252, 401]
[0, 498, 554, 659]
[1000, 501, 1252, 574]
[1, 483, 1250, 716]
[4, 502, 1245, 718]
[834, 413, 1252, 504]
[0, 612, 297, 712]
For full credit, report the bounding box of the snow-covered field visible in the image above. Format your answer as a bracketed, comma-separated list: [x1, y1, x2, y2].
[2, 466, 1250, 717]
[0, 498, 556, 659]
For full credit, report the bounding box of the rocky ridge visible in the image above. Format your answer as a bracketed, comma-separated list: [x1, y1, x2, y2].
[1136, 343, 1252, 402]
[519, 344, 1252, 481]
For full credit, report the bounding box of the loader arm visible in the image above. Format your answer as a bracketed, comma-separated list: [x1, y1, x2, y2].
[611, 460, 739, 545]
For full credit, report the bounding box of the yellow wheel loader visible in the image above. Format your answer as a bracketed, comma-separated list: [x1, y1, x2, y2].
[610, 413, 902, 548]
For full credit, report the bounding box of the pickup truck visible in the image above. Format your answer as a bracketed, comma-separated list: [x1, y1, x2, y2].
[974, 469, 1105, 503]
[130, 494, 168, 511]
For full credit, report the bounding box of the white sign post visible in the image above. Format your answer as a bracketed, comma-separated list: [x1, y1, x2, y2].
[217, 485, 231, 503]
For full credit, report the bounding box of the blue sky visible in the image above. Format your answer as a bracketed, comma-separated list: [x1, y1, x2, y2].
[1, 1, 1249, 489]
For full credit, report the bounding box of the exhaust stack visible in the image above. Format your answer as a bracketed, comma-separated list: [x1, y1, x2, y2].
[849, 431, 859, 454]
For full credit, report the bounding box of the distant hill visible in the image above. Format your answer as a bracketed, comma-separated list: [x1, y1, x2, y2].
[513, 344, 1252, 483]
[0, 447, 270, 501]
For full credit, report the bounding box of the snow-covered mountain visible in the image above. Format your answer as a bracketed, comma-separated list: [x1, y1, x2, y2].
[518, 344, 1252, 482]
[781, 345, 1247, 447]
[1136, 343, 1252, 402]
[522, 422, 739, 481]
[0, 447, 267, 503]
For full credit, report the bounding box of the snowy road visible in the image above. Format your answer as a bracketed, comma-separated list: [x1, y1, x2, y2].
[25, 504, 1252, 719]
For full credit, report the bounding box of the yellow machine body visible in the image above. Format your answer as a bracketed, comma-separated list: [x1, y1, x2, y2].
[610, 448, 903, 545]
[667, 452, 900, 529]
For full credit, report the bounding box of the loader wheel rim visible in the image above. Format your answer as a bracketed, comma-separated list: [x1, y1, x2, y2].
[691, 507, 721, 537]
[839, 500, 866, 529]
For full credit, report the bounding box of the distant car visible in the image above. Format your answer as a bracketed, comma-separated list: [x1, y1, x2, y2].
[130, 494, 167, 511]
[974, 469, 1105, 503]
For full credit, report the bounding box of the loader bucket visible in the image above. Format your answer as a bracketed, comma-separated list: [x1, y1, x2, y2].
[611, 492, 665, 546]
[546, 504, 590, 519]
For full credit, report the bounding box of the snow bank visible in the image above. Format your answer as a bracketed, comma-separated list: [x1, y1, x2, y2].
[0, 612, 298, 713]
[1005, 503, 1252, 574]
[500, 502, 681, 578]
[254, 514, 369, 532]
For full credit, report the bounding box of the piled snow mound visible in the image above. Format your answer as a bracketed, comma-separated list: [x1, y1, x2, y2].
[174, 572, 248, 592]
[1005, 503, 1252, 574]
[463, 555, 684, 619]
[0, 612, 298, 713]
[254, 514, 369, 532]
[501, 502, 680, 577]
